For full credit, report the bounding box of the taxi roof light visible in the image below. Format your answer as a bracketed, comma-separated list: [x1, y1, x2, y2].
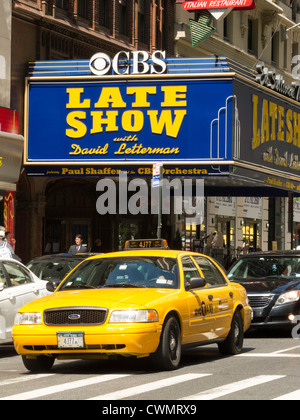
[124, 238, 168, 250]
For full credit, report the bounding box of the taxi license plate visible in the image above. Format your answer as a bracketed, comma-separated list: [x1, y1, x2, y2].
[57, 332, 85, 349]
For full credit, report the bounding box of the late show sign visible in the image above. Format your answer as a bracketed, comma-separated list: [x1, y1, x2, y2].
[25, 54, 233, 165]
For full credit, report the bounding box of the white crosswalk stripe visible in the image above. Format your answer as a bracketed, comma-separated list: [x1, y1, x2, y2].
[0, 373, 130, 400]
[180, 375, 286, 400]
[0, 373, 54, 387]
[88, 373, 210, 400]
[273, 390, 300, 400]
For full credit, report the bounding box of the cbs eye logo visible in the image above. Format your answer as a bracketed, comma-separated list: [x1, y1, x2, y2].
[89, 53, 114, 76]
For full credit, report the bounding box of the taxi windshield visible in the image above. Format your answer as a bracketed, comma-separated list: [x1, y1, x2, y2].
[59, 256, 179, 290]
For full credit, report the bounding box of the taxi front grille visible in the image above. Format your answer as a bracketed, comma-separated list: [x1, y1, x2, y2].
[44, 307, 108, 325]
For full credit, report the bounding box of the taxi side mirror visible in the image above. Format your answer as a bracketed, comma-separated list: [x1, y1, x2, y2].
[186, 277, 206, 291]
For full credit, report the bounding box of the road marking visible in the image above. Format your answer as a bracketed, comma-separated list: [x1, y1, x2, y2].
[272, 345, 300, 354]
[181, 375, 285, 400]
[273, 390, 300, 400]
[88, 373, 211, 400]
[0, 373, 129, 400]
[0, 373, 54, 387]
[236, 353, 300, 358]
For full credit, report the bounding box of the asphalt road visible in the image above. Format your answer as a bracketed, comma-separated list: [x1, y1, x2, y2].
[0, 329, 299, 402]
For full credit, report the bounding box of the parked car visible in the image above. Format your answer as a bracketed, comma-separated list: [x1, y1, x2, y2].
[26, 253, 98, 284]
[13, 241, 251, 372]
[0, 258, 50, 344]
[228, 250, 300, 329]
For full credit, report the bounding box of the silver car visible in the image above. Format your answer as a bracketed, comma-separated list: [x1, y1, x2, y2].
[0, 259, 49, 344]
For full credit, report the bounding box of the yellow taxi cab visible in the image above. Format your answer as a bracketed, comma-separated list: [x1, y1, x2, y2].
[13, 239, 252, 372]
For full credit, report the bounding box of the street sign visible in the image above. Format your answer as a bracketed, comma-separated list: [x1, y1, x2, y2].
[152, 163, 163, 188]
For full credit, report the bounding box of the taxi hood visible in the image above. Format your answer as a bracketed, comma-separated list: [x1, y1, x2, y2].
[18, 288, 180, 312]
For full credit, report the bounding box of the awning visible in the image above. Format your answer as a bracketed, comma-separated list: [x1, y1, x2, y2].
[0, 130, 24, 190]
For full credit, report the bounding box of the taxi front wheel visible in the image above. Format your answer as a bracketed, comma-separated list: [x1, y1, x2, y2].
[218, 309, 244, 355]
[151, 316, 181, 371]
[22, 355, 55, 372]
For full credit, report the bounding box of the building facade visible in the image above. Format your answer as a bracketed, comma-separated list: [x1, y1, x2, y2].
[9, 0, 300, 265]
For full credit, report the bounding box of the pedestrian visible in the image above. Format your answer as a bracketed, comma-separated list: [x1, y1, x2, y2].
[0, 230, 20, 260]
[90, 238, 102, 253]
[5, 231, 16, 252]
[68, 234, 88, 254]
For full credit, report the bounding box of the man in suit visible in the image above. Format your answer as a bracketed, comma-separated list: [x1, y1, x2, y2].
[68, 234, 88, 254]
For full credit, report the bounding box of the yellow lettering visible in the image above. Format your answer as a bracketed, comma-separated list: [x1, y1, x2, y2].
[66, 111, 87, 138]
[261, 99, 269, 143]
[286, 109, 293, 143]
[127, 86, 156, 107]
[122, 111, 144, 132]
[294, 112, 300, 147]
[147, 110, 186, 138]
[269, 102, 277, 141]
[66, 88, 90, 108]
[94, 87, 126, 108]
[252, 94, 260, 149]
[161, 86, 187, 107]
[90, 111, 119, 133]
[278, 105, 284, 141]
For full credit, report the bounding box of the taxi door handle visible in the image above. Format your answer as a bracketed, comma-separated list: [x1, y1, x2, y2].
[229, 292, 233, 298]
[208, 295, 213, 301]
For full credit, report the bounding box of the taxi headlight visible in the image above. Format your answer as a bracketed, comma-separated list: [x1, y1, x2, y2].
[109, 310, 158, 323]
[14, 312, 42, 325]
[275, 291, 300, 306]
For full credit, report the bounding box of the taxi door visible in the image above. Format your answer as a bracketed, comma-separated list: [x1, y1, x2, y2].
[192, 255, 233, 338]
[181, 256, 216, 344]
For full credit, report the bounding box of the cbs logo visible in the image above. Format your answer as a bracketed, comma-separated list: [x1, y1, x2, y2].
[89, 50, 166, 76]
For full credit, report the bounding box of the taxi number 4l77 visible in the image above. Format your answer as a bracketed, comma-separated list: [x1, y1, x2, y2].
[57, 332, 85, 349]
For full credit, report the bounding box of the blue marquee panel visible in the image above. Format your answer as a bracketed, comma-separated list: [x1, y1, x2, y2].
[26, 78, 233, 163]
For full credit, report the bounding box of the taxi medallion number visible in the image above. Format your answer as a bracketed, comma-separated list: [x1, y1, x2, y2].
[57, 332, 85, 349]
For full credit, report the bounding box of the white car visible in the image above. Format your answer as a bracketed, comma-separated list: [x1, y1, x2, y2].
[0, 258, 50, 344]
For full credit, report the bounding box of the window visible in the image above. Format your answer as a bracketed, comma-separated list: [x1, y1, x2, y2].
[0, 265, 7, 289]
[271, 31, 279, 66]
[56, 0, 68, 10]
[3, 262, 33, 287]
[248, 18, 258, 56]
[119, 0, 128, 36]
[78, 0, 89, 19]
[138, 0, 145, 43]
[181, 256, 201, 284]
[193, 256, 227, 286]
[99, 0, 108, 27]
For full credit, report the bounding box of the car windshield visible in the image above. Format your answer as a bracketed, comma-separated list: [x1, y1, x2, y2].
[27, 258, 82, 281]
[59, 257, 179, 290]
[228, 256, 300, 281]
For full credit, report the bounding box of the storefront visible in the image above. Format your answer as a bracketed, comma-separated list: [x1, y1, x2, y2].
[19, 54, 300, 262]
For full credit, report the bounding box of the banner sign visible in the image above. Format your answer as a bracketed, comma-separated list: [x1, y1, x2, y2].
[25, 74, 233, 164]
[182, 0, 253, 10]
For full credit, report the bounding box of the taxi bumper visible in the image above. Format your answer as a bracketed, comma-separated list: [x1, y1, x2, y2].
[13, 323, 162, 359]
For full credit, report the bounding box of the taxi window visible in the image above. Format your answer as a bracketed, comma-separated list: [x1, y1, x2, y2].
[2, 262, 33, 287]
[181, 256, 201, 284]
[193, 256, 227, 286]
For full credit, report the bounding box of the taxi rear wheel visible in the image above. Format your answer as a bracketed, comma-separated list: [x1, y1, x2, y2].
[151, 315, 181, 370]
[218, 309, 244, 355]
[22, 355, 55, 372]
